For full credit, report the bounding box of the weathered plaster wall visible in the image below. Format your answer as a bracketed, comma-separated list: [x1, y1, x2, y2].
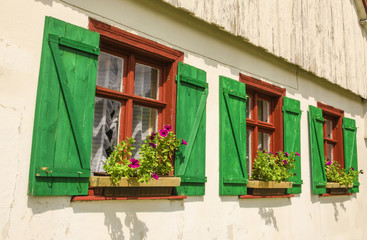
[0, 0, 366, 239]
[162, 0, 367, 99]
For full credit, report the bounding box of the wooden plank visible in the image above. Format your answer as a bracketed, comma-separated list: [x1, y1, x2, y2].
[89, 176, 181, 187]
[247, 180, 292, 189]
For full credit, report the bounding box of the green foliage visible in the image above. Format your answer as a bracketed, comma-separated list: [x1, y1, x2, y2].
[137, 130, 181, 183]
[103, 125, 183, 184]
[102, 137, 135, 185]
[250, 150, 297, 182]
[325, 158, 363, 188]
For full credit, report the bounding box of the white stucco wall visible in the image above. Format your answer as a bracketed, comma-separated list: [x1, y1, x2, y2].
[1, 0, 366, 239]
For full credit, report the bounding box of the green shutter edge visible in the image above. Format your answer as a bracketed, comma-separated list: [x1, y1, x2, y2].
[343, 117, 360, 193]
[219, 76, 247, 196]
[28, 16, 99, 196]
[283, 97, 302, 194]
[175, 62, 207, 196]
[308, 105, 327, 195]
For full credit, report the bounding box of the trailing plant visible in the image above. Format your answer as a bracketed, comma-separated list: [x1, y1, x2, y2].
[102, 137, 136, 185]
[250, 150, 298, 182]
[103, 125, 186, 184]
[325, 158, 363, 188]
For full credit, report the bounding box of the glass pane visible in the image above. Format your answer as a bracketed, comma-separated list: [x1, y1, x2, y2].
[132, 105, 158, 158]
[327, 143, 334, 162]
[246, 129, 252, 176]
[91, 97, 121, 174]
[326, 119, 333, 139]
[257, 99, 270, 122]
[258, 132, 270, 152]
[134, 63, 159, 99]
[246, 96, 251, 119]
[96, 52, 124, 91]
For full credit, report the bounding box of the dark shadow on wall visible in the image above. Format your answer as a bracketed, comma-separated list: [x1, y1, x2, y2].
[103, 211, 149, 240]
[258, 208, 279, 231]
[104, 211, 125, 240]
[72, 199, 184, 240]
[237, 197, 292, 232]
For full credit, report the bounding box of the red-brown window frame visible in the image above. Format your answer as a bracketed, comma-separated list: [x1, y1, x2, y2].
[317, 102, 344, 168]
[240, 74, 286, 169]
[89, 18, 184, 140]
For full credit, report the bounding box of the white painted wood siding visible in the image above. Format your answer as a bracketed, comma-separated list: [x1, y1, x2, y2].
[163, 0, 367, 98]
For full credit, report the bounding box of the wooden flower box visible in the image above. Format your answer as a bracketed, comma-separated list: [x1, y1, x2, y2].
[325, 182, 353, 195]
[247, 180, 292, 196]
[89, 176, 181, 197]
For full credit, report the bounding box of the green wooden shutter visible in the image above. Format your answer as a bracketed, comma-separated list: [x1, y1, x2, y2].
[343, 117, 360, 193]
[28, 17, 100, 196]
[219, 76, 247, 195]
[283, 97, 303, 194]
[175, 62, 208, 196]
[309, 105, 327, 194]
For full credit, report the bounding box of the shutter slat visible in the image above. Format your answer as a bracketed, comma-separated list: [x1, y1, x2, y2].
[28, 17, 99, 196]
[219, 76, 247, 195]
[343, 117, 360, 193]
[49, 40, 89, 170]
[175, 62, 207, 196]
[309, 105, 327, 194]
[177, 87, 208, 176]
[283, 97, 302, 194]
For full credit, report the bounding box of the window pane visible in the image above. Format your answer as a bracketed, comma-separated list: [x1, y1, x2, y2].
[326, 119, 333, 139]
[91, 97, 121, 174]
[246, 96, 251, 119]
[327, 143, 334, 162]
[132, 105, 158, 158]
[134, 63, 159, 100]
[96, 52, 124, 91]
[258, 131, 270, 152]
[257, 99, 270, 122]
[246, 129, 252, 176]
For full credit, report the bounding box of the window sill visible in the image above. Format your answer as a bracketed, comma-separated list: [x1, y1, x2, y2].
[239, 194, 294, 199]
[71, 195, 187, 202]
[71, 187, 186, 202]
[320, 193, 352, 197]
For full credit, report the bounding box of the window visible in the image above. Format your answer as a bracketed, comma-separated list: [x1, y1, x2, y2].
[317, 102, 344, 167]
[89, 19, 183, 174]
[29, 17, 207, 197]
[240, 74, 285, 177]
[309, 103, 360, 194]
[219, 75, 302, 196]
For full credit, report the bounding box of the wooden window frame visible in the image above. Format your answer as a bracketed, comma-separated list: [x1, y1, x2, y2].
[317, 102, 344, 168]
[240, 74, 286, 171]
[89, 18, 184, 140]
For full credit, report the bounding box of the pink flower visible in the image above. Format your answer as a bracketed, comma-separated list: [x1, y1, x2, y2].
[283, 160, 288, 165]
[285, 152, 289, 157]
[296, 152, 300, 157]
[160, 129, 168, 137]
[128, 158, 140, 169]
[149, 142, 157, 148]
[152, 173, 159, 180]
[326, 161, 332, 166]
[164, 125, 173, 132]
[182, 139, 188, 145]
